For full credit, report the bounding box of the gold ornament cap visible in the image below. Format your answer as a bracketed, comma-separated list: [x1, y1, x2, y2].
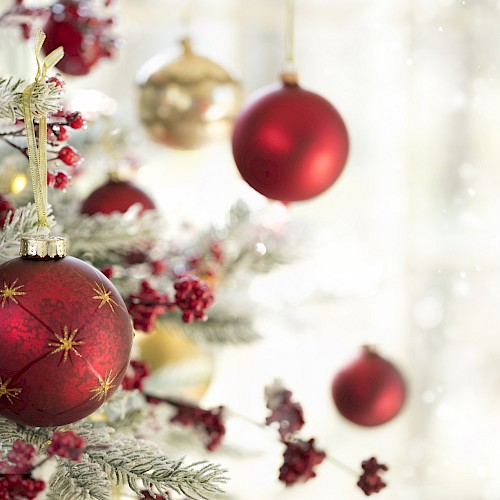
[20, 235, 67, 259]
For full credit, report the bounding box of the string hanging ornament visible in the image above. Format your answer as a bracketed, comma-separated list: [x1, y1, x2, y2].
[0, 30, 133, 427]
[232, 0, 349, 202]
[136, 0, 243, 150]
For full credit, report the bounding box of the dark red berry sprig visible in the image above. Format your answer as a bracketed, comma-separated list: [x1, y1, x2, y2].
[173, 276, 214, 323]
[122, 360, 150, 392]
[45, 431, 86, 462]
[65, 111, 86, 129]
[279, 438, 326, 487]
[127, 281, 172, 333]
[145, 396, 226, 452]
[0, 440, 36, 474]
[357, 457, 388, 496]
[0, 440, 45, 500]
[0, 195, 15, 228]
[265, 382, 305, 441]
[0, 475, 45, 500]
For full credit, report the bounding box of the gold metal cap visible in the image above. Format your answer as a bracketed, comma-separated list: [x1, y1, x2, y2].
[20, 236, 67, 259]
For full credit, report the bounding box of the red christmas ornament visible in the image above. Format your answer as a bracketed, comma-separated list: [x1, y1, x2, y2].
[80, 178, 155, 216]
[43, 0, 115, 76]
[331, 346, 406, 427]
[0, 241, 133, 427]
[232, 77, 349, 202]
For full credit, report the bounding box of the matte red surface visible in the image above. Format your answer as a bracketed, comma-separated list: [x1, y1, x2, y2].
[232, 82, 349, 202]
[0, 256, 133, 427]
[331, 348, 406, 427]
[80, 179, 155, 215]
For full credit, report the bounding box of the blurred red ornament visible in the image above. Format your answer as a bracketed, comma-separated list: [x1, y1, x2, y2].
[43, 0, 115, 76]
[80, 178, 155, 215]
[232, 78, 348, 202]
[0, 255, 133, 427]
[331, 346, 406, 427]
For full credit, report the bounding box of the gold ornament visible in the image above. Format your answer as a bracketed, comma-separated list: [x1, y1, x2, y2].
[137, 38, 243, 150]
[135, 320, 213, 401]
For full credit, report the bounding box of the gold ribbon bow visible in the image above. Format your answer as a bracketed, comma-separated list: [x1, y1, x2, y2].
[22, 29, 64, 229]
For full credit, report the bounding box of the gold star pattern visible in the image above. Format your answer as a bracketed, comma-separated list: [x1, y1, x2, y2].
[92, 282, 118, 312]
[0, 278, 26, 308]
[48, 326, 84, 363]
[89, 371, 117, 401]
[0, 377, 22, 405]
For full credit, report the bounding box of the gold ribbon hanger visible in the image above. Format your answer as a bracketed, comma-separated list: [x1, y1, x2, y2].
[21, 29, 64, 230]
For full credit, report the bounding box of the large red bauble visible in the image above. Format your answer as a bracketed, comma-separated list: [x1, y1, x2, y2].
[331, 347, 406, 427]
[0, 256, 133, 426]
[80, 179, 155, 216]
[232, 81, 349, 202]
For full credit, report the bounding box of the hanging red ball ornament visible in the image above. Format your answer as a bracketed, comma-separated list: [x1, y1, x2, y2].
[331, 346, 406, 427]
[232, 75, 349, 202]
[0, 236, 133, 427]
[43, 0, 115, 76]
[80, 177, 155, 216]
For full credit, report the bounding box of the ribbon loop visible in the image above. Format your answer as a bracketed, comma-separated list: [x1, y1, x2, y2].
[21, 29, 64, 230]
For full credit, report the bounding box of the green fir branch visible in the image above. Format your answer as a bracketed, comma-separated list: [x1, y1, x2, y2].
[86, 438, 228, 500]
[58, 204, 166, 265]
[47, 459, 112, 500]
[0, 416, 228, 500]
[0, 203, 55, 263]
[0, 77, 64, 122]
[181, 312, 260, 344]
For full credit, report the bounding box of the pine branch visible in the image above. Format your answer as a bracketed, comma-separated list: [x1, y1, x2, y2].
[86, 438, 228, 500]
[181, 312, 260, 344]
[0, 417, 228, 500]
[58, 204, 166, 265]
[47, 459, 112, 500]
[0, 203, 55, 263]
[0, 77, 64, 122]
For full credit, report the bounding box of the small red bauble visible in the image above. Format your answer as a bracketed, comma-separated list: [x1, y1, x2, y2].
[232, 80, 349, 202]
[331, 347, 406, 427]
[80, 178, 155, 216]
[0, 254, 133, 426]
[43, 0, 115, 76]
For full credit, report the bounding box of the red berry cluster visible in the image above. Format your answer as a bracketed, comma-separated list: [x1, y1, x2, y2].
[173, 276, 214, 323]
[57, 145, 82, 167]
[47, 170, 71, 190]
[0, 195, 15, 228]
[265, 383, 305, 441]
[357, 457, 388, 496]
[121, 360, 150, 392]
[0, 440, 36, 475]
[0, 475, 45, 500]
[45, 431, 86, 461]
[127, 281, 172, 333]
[168, 401, 226, 452]
[43, 0, 117, 76]
[279, 438, 326, 486]
[0, 440, 45, 500]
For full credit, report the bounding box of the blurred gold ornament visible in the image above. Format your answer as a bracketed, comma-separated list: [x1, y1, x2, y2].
[135, 320, 213, 401]
[137, 38, 243, 149]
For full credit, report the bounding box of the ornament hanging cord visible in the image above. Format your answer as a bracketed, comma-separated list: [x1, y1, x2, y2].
[21, 29, 64, 231]
[283, 0, 298, 84]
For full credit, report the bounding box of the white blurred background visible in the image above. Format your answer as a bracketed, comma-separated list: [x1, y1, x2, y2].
[2, 0, 500, 498]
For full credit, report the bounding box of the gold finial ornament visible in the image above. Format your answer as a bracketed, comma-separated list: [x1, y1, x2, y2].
[20, 235, 67, 259]
[137, 37, 243, 150]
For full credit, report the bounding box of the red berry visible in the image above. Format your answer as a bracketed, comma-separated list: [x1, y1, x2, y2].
[47, 171, 56, 187]
[54, 171, 71, 190]
[46, 431, 86, 461]
[47, 76, 64, 88]
[66, 111, 86, 129]
[331, 346, 406, 427]
[58, 145, 82, 167]
[56, 125, 70, 141]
